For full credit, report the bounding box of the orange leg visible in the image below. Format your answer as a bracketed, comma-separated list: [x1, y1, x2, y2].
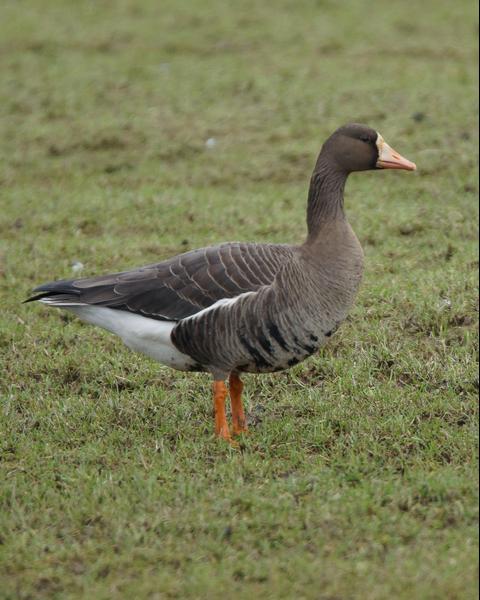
[229, 373, 248, 435]
[213, 381, 232, 442]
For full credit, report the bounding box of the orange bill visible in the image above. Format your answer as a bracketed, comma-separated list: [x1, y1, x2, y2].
[376, 135, 417, 171]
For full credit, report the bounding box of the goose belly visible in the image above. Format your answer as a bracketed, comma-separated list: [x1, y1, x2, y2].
[172, 294, 344, 375]
[236, 318, 340, 374]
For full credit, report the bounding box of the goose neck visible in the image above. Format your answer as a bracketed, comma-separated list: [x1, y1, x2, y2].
[305, 160, 348, 242]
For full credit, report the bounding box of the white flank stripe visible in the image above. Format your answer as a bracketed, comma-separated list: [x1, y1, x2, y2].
[185, 291, 255, 320]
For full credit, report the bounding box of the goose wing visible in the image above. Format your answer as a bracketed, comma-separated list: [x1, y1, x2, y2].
[27, 242, 294, 321]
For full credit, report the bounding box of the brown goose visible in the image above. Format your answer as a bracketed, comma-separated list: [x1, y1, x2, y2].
[27, 124, 416, 442]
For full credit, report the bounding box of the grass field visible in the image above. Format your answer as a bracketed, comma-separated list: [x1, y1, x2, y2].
[0, 1, 478, 598]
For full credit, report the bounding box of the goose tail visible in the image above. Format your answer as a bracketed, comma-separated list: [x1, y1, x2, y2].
[24, 279, 85, 306]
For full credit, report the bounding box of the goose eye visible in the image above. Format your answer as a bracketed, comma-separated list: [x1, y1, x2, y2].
[360, 135, 371, 144]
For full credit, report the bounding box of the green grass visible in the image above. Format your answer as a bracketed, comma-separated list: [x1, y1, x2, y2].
[0, 0, 478, 598]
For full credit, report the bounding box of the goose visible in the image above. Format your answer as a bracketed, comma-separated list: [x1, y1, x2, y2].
[26, 124, 416, 443]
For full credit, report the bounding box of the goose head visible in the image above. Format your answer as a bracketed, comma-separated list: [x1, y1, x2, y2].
[320, 123, 416, 173]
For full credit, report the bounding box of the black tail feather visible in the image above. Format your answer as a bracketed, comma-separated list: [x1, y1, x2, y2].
[24, 279, 81, 304]
[24, 291, 57, 303]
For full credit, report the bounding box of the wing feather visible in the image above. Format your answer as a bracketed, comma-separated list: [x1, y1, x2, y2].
[28, 242, 294, 320]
